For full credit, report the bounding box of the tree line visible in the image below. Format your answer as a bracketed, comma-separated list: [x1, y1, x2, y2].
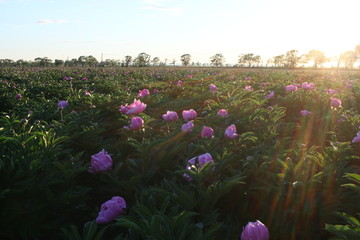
[1, 45, 359, 68]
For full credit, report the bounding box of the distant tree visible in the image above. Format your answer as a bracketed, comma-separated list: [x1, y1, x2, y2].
[15, 59, 29, 67]
[238, 53, 260, 67]
[238, 54, 250, 67]
[272, 55, 285, 67]
[341, 51, 356, 68]
[85, 55, 98, 67]
[305, 50, 327, 68]
[171, 59, 176, 67]
[164, 58, 168, 65]
[252, 55, 261, 67]
[102, 59, 119, 67]
[34, 57, 52, 67]
[0, 59, 14, 67]
[54, 59, 64, 67]
[355, 45, 360, 64]
[78, 56, 86, 67]
[180, 54, 191, 66]
[284, 50, 302, 68]
[65, 58, 78, 67]
[124, 56, 132, 67]
[133, 52, 151, 67]
[152, 57, 160, 66]
[210, 53, 225, 67]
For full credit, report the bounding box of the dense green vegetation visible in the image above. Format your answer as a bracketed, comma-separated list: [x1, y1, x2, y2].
[1, 67, 360, 239]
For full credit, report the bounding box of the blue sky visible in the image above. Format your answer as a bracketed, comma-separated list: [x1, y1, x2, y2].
[0, 0, 359, 64]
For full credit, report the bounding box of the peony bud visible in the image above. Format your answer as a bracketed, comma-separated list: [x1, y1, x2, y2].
[96, 196, 126, 224]
[182, 121, 194, 133]
[225, 124, 238, 139]
[218, 109, 229, 118]
[88, 149, 112, 173]
[129, 116, 144, 131]
[331, 98, 341, 108]
[182, 109, 197, 121]
[201, 126, 214, 139]
[58, 100, 68, 109]
[241, 220, 269, 240]
[162, 111, 179, 122]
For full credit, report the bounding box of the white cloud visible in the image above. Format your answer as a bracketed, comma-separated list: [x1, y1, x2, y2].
[142, 0, 166, 6]
[36, 19, 67, 24]
[141, 0, 184, 15]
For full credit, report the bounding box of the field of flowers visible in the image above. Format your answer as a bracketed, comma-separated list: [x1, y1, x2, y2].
[1, 67, 360, 240]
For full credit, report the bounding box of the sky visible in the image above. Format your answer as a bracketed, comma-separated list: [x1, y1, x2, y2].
[0, 0, 359, 64]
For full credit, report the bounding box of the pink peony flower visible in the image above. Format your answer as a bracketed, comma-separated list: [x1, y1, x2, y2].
[182, 109, 197, 121]
[16, 94, 22, 99]
[201, 126, 214, 139]
[352, 131, 360, 143]
[137, 89, 150, 98]
[325, 89, 338, 94]
[96, 196, 126, 224]
[241, 220, 269, 240]
[301, 82, 315, 90]
[88, 149, 112, 173]
[153, 89, 159, 94]
[58, 100, 68, 109]
[120, 99, 147, 115]
[218, 109, 229, 118]
[128, 116, 144, 131]
[225, 124, 238, 139]
[183, 153, 214, 181]
[331, 97, 342, 108]
[264, 91, 274, 99]
[83, 91, 91, 96]
[177, 80, 183, 87]
[162, 111, 179, 122]
[300, 110, 311, 116]
[182, 121, 194, 133]
[209, 84, 217, 92]
[244, 86, 253, 91]
[285, 84, 298, 92]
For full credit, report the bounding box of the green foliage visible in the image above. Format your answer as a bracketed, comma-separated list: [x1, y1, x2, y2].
[326, 212, 360, 240]
[1, 67, 360, 239]
[61, 221, 117, 240]
[325, 173, 360, 239]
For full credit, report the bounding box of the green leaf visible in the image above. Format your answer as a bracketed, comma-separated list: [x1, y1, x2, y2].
[344, 173, 360, 184]
[83, 221, 97, 240]
[116, 217, 145, 235]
